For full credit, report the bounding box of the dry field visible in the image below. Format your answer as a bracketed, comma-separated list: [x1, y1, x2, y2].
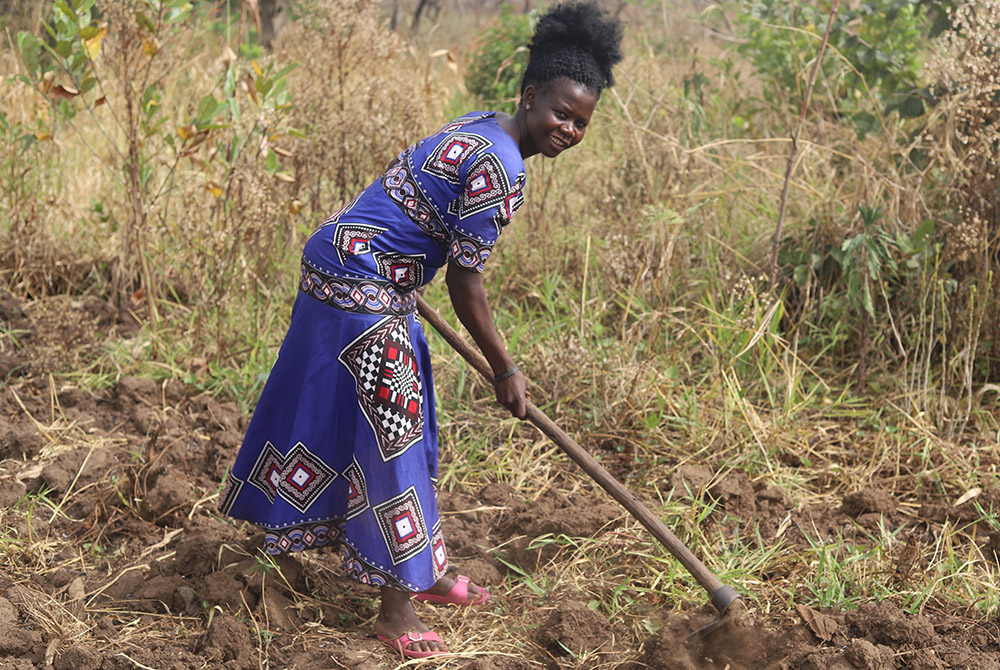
[1, 288, 998, 668]
[2, 1, 1000, 669]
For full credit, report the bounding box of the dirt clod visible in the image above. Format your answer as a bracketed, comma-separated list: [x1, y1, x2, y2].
[670, 464, 714, 495]
[845, 601, 936, 647]
[537, 599, 617, 656]
[840, 487, 896, 518]
[140, 474, 191, 523]
[40, 447, 117, 493]
[0, 424, 43, 460]
[53, 644, 103, 670]
[843, 638, 896, 670]
[0, 596, 17, 623]
[0, 478, 26, 507]
[201, 612, 257, 669]
[711, 471, 757, 518]
[0, 625, 42, 656]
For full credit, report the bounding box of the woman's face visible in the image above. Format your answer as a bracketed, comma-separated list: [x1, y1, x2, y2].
[521, 77, 599, 158]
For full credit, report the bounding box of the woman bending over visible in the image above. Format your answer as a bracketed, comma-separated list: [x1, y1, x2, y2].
[220, 1, 623, 659]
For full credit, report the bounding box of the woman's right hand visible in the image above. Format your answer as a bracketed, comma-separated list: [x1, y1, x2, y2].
[494, 369, 528, 419]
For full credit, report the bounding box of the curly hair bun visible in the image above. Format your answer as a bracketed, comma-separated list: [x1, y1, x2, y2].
[523, 1, 623, 96]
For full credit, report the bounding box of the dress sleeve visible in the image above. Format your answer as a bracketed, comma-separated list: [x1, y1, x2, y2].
[447, 150, 526, 273]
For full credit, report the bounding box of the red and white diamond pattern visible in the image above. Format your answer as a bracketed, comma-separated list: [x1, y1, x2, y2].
[332, 222, 387, 265]
[458, 153, 511, 220]
[431, 521, 448, 581]
[247, 441, 284, 502]
[343, 458, 370, 520]
[421, 132, 493, 184]
[338, 316, 424, 462]
[373, 252, 425, 291]
[276, 442, 338, 513]
[247, 440, 338, 513]
[373, 486, 429, 566]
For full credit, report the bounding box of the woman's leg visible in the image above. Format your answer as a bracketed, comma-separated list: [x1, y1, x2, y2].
[373, 586, 448, 654]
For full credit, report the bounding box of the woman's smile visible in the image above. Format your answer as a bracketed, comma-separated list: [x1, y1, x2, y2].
[549, 133, 570, 151]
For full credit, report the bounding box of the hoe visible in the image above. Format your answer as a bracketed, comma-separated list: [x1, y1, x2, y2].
[417, 296, 745, 639]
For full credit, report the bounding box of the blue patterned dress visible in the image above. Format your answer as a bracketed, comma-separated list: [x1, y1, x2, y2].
[219, 113, 526, 592]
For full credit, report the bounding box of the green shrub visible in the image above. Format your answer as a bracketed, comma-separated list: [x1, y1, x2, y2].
[464, 6, 532, 113]
[734, 0, 931, 133]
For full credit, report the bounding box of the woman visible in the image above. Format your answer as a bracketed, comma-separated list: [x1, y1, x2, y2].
[219, 1, 622, 658]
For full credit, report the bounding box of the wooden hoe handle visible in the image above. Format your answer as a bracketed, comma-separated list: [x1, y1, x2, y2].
[416, 296, 741, 614]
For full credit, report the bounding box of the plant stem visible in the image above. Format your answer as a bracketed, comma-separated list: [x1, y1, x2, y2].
[768, 0, 841, 287]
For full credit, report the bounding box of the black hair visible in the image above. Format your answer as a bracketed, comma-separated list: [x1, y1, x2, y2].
[521, 1, 623, 97]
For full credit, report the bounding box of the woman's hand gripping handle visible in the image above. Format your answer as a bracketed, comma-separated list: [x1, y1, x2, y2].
[492, 365, 528, 419]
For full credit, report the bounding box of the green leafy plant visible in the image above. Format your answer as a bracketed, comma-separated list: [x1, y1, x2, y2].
[735, 0, 931, 133]
[13, 0, 298, 358]
[465, 5, 532, 113]
[836, 205, 899, 388]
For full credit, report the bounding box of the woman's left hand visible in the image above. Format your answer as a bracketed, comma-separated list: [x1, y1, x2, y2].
[494, 368, 528, 419]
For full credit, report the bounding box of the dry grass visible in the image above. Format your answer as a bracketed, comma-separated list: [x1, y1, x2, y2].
[2, 0, 1000, 667]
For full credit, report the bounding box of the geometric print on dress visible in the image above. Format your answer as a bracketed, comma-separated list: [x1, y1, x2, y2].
[343, 458, 370, 520]
[343, 543, 393, 587]
[246, 439, 337, 513]
[332, 221, 387, 265]
[373, 251, 425, 291]
[217, 472, 245, 515]
[276, 441, 338, 513]
[448, 232, 493, 273]
[373, 486, 430, 566]
[338, 316, 424, 463]
[493, 171, 526, 235]
[381, 162, 449, 249]
[299, 262, 417, 316]
[421, 132, 493, 184]
[247, 440, 284, 503]
[457, 152, 513, 221]
[264, 521, 341, 555]
[430, 519, 448, 582]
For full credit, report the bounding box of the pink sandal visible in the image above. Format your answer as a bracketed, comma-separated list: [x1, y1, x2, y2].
[413, 575, 490, 607]
[378, 630, 448, 659]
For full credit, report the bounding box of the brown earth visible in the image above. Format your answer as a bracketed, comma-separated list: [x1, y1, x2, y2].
[0, 291, 998, 669]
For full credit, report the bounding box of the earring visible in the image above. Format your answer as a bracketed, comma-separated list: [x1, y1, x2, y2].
[525, 104, 532, 111]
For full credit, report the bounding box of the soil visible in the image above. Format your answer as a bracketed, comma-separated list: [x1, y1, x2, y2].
[0, 290, 998, 669]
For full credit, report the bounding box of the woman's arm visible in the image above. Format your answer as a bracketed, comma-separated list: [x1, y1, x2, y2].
[445, 260, 527, 419]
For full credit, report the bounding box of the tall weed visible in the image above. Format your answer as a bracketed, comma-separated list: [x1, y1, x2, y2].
[275, 0, 436, 213]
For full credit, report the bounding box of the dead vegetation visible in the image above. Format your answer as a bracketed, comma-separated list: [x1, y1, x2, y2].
[2, 1, 1000, 668]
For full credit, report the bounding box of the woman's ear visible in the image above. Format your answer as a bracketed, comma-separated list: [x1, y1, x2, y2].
[521, 84, 537, 111]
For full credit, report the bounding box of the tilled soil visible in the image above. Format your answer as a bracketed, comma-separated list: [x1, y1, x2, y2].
[1, 292, 998, 669]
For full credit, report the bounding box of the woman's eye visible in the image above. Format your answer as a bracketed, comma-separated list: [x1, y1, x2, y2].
[555, 110, 566, 119]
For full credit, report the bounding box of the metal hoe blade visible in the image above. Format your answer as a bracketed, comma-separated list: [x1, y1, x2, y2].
[690, 586, 745, 640]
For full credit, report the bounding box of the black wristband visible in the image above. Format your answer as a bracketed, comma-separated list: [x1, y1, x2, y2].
[492, 365, 519, 383]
